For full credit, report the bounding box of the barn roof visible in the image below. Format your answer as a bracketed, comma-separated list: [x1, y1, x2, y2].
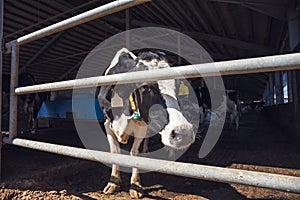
[2, 0, 296, 100]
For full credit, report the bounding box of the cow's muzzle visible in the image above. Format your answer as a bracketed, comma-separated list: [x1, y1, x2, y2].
[169, 127, 195, 149]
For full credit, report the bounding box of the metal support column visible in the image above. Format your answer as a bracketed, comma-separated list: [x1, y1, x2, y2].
[177, 34, 182, 65]
[275, 71, 284, 104]
[263, 83, 269, 105]
[288, 0, 300, 119]
[268, 73, 274, 105]
[288, 71, 293, 102]
[0, 0, 4, 178]
[125, 8, 131, 49]
[9, 44, 19, 142]
[288, 0, 300, 51]
[292, 71, 298, 121]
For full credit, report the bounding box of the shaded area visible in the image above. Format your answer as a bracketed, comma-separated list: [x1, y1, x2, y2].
[1, 110, 300, 199]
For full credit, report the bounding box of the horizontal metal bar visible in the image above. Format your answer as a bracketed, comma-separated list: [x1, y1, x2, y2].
[3, 137, 300, 193]
[5, 0, 150, 49]
[15, 52, 300, 95]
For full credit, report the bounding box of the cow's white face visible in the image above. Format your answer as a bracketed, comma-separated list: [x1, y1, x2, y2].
[159, 100, 195, 150]
[156, 78, 196, 150]
[135, 52, 196, 150]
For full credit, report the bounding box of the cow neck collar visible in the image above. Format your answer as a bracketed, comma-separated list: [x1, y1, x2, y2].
[129, 93, 142, 121]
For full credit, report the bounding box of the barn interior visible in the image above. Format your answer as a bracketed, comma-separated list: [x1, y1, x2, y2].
[1, 0, 300, 199]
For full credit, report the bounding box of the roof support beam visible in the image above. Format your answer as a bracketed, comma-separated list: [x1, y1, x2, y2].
[5, 0, 151, 49]
[53, 0, 121, 34]
[105, 17, 275, 54]
[57, 61, 82, 81]
[187, 32, 274, 54]
[208, 0, 287, 20]
[20, 31, 65, 73]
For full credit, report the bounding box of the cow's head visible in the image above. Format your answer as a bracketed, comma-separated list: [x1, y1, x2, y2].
[137, 51, 195, 150]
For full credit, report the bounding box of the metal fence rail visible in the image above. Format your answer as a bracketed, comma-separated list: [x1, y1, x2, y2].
[2, 137, 300, 194]
[5, 0, 151, 50]
[14, 52, 300, 95]
[3, 0, 300, 195]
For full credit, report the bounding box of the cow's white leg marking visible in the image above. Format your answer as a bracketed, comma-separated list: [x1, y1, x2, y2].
[129, 120, 147, 199]
[129, 137, 144, 198]
[103, 119, 122, 194]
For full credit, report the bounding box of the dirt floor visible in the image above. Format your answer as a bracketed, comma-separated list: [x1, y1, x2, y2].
[1, 110, 300, 200]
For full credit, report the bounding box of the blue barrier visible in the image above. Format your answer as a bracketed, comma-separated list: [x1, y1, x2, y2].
[38, 94, 104, 120]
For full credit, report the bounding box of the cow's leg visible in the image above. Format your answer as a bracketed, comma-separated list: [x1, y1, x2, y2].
[103, 120, 122, 194]
[129, 136, 144, 199]
[235, 111, 239, 131]
[142, 137, 149, 153]
[129, 121, 147, 199]
[229, 113, 233, 129]
[28, 107, 35, 133]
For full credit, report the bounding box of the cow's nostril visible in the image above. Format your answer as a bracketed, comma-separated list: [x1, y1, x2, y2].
[171, 130, 183, 143]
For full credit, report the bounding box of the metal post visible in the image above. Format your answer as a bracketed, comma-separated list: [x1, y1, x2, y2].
[292, 71, 298, 120]
[295, 71, 300, 122]
[0, 0, 3, 179]
[125, 8, 131, 49]
[177, 34, 182, 65]
[287, 0, 300, 52]
[288, 71, 293, 102]
[13, 52, 300, 95]
[9, 44, 19, 141]
[269, 73, 274, 105]
[5, 0, 151, 49]
[2, 137, 300, 193]
[275, 71, 283, 104]
[263, 85, 268, 105]
[288, 0, 300, 119]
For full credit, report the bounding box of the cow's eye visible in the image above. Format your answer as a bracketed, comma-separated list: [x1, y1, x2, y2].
[143, 56, 152, 61]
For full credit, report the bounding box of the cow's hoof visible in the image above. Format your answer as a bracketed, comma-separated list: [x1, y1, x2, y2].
[129, 183, 144, 199]
[103, 182, 121, 194]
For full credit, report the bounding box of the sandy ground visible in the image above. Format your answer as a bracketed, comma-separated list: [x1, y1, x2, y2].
[1, 110, 300, 199]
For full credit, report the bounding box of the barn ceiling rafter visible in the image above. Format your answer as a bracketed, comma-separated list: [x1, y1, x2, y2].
[2, 0, 293, 101]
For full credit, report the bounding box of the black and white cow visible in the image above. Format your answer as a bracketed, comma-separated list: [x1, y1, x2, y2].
[192, 84, 241, 132]
[98, 48, 195, 198]
[226, 90, 241, 131]
[2, 73, 50, 133]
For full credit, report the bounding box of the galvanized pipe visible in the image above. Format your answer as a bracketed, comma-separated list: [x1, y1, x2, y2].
[0, 0, 4, 178]
[9, 44, 19, 141]
[3, 137, 300, 193]
[0, 0, 3, 133]
[15, 52, 300, 95]
[5, 0, 151, 49]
